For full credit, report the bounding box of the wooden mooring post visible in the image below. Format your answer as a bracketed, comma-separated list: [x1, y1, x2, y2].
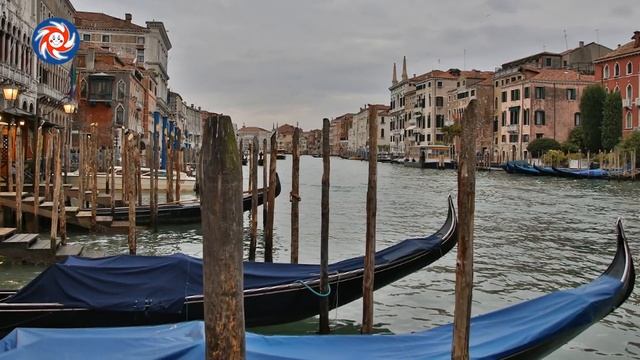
[137, 137, 143, 206]
[7, 125, 14, 192]
[175, 131, 182, 203]
[262, 138, 268, 229]
[249, 137, 259, 261]
[50, 130, 62, 249]
[264, 131, 277, 263]
[15, 126, 23, 232]
[166, 128, 174, 204]
[151, 129, 159, 232]
[319, 118, 330, 334]
[59, 132, 67, 243]
[290, 127, 301, 264]
[201, 114, 245, 359]
[44, 130, 52, 201]
[111, 143, 116, 215]
[33, 126, 43, 230]
[362, 106, 378, 334]
[90, 125, 98, 231]
[451, 100, 478, 359]
[126, 132, 137, 255]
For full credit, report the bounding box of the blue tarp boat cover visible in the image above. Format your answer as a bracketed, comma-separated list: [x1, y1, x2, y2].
[0, 273, 622, 359]
[6, 233, 443, 313]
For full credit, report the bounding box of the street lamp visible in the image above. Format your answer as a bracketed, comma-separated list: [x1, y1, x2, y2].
[2, 85, 18, 102]
[63, 102, 76, 114]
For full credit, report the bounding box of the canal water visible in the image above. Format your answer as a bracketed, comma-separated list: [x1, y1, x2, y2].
[1, 156, 638, 359]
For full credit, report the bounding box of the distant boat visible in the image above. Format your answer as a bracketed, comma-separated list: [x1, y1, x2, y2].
[552, 167, 609, 179]
[0, 218, 633, 360]
[66, 166, 196, 192]
[511, 162, 541, 176]
[533, 164, 558, 176]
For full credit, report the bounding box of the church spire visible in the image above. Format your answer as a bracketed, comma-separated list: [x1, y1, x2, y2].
[392, 62, 398, 85]
[401, 56, 408, 81]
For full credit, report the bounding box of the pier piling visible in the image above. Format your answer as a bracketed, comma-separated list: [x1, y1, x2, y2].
[264, 131, 277, 263]
[452, 100, 479, 359]
[290, 127, 300, 264]
[362, 106, 378, 334]
[33, 126, 43, 230]
[319, 118, 330, 334]
[249, 137, 259, 261]
[90, 125, 98, 231]
[262, 138, 268, 230]
[126, 132, 137, 255]
[44, 130, 52, 201]
[15, 126, 23, 232]
[50, 130, 62, 250]
[201, 114, 245, 359]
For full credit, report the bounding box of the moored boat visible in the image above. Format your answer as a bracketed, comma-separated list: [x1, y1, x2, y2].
[533, 164, 558, 176]
[552, 167, 609, 179]
[66, 167, 196, 192]
[0, 197, 457, 334]
[511, 162, 541, 176]
[0, 218, 632, 359]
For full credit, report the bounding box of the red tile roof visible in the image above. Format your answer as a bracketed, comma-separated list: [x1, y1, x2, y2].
[238, 126, 269, 133]
[528, 68, 595, 82]
[277, 124, 296, 135]
[75, 11, 148, 32]
[594, 40, 640, 63]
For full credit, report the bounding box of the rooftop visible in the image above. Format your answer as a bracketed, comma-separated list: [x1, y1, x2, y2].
[75, 11, 148, 32]
[594, 33, 640, 63]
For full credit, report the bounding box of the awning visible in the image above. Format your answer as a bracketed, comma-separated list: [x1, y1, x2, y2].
[405, 126, 417, 131]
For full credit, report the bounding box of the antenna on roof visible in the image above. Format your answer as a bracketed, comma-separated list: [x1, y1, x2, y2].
[563, 29, 569, 50]
[463, 49, 466, 70]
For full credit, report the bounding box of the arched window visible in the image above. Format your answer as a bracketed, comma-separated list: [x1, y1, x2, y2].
[29, 103, 33, 113]
[627, 61, 633, 75]
[626, 112, 633, 129]
[115, 104, 125, 126]
[605, 86, 610, 93]
[614, 86, 620, 94]
[614, 63, 620, 77]
[116, 80, 125, 101]
[626, 84, 633, 100]
[21, 101, 27, 110]
[80, 79, 87, 99]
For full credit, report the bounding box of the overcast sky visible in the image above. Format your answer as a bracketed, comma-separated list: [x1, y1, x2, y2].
[72, 0, 636, 130]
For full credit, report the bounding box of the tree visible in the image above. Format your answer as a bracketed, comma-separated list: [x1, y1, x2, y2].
[442, 123, 462, 145]
[527, 137, 561, 158]
[567, 126, 585, 151]
[601, 91, 623, 151]
[619, 131, 640, 166]
[580, 85, 607, 152]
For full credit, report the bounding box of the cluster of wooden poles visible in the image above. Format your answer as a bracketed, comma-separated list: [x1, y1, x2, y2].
[200, 100, 480, 359]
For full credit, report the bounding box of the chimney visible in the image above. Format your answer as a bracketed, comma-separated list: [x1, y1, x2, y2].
[401, 56, 408, 81]
[392, 62, 398, 85]
[125, 13, 132, 22]
[579, 41, 584, 47]
[633, 31, 640, 48]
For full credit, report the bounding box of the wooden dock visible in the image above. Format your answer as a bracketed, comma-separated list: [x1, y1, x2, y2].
[0, 227, 99, 264]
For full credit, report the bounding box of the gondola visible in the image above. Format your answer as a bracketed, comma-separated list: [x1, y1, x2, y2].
[89, 174, 281, 225]
[0, 197, 457, 336]
[533, 164, 558, 176]
[552, 167, 609, 179]
[0, 219, 633, 360]
[510, 163, 541, 176]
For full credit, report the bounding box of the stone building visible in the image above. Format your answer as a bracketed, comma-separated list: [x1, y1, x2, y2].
[347, 104, 389, 155]
[276, 123, 295, 153]
[75, 11, 172, 116]
[329, 113, 353, 155]
[594, 32, 640, 137]
[493, 67, 594, 161]
[561, 41, 612, 75]
[303, 129, 321, 155]
[237, 125, 271, 153]
[75, 43, 153, 156]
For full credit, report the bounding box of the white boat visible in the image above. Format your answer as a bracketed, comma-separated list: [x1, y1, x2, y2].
[66, 166, 196, 192]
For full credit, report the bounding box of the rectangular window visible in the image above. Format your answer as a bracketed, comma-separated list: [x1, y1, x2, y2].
[522, 134, 530, 143]
[435, 97, 444, 107]
[509, 134, 518, 143]
[88, 77, 114, 101]
[427, 134, 431, 142]
[545, 58, 552, 67]
[574, 113, 581, 126]
[501, 91, 507, 102]
[501, 135, 506, 143]
[137, 36, 145, 45]
[534, 111, 546, 125]
[436, 115, 445, 128]
[501, 111, 506, 126]
[567, 88, 577, 100]
[509, 107, 519, 125]
[511, 89, 520, 101]
[435, 134, 444, 142]
[524, 87, 530, 99]
[82, 33, 91, 41]
[493, 117, 498, 132]
[470, 89, 475, 96]
[437, 81, 443, 88]
[535, 87, 545, 99]
[536, 133, 544, 139]
[427, 115, 431, 128]
[523, 109, 530, 125]
[136, 48, 145, 63]
[102, 34, 110, 43]
[380, 128, 384, 139]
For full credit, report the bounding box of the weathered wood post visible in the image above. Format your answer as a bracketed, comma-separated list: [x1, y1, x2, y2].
[50, 130, 62, 250]
[319, 118, 330, 334]
[33, 126, 43, 230]
[262, 138, 268, 228]
[111, 143, 116, 215]
[44, 130, 52, 201]
[290, 127, 301, 264]
[15, 126, 23, 232]
[166, 127, 174, 204]
[126, 132, 137, 255]
[201, 114, 245, 359]
[264, 131, 277, 262]
[362, 105, 378, 334]
[90, 125, 98, 230]
[59, 132, 67, 244]
[7, 125, 14, 192]
[451, 99, 478, 359]
[175, 136, 181, 203]
[249, 137, 259, 261]
[151, 128, 159, 232]
[137, 137, 143, 206]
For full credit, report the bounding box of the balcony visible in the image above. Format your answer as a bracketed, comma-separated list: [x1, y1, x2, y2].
[0, 63, 37, 89]
[636, 98, 640, 107]
[507, 124, 519, 134]
[623, 98, 632, 108]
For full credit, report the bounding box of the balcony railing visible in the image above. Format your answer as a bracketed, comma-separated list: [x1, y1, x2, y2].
[507, 124, 519, 134]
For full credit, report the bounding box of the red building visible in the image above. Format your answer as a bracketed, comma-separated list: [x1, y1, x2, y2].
[594, 31, 640, 137]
